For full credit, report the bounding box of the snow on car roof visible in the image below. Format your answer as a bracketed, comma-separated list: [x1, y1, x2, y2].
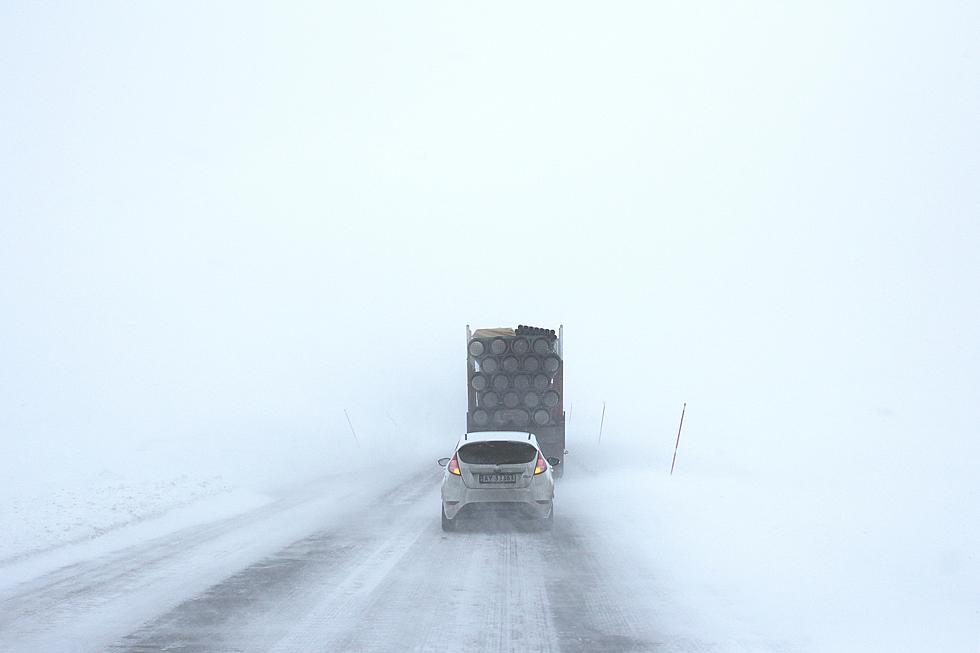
[462, 431, 537, 443]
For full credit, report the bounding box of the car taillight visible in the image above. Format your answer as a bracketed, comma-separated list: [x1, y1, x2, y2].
[448, 455, 461, 476]
[533, 453, 547, 475]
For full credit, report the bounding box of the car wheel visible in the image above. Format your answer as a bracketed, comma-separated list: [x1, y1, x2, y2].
[441, 506, 456, 532]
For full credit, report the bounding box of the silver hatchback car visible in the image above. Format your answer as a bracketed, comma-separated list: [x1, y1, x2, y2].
[438, 431, 558, 531]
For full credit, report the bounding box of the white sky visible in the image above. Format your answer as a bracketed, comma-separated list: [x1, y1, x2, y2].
[1, 2, 977, 482]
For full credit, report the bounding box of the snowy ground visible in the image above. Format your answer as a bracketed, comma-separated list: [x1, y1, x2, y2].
[1, 470, 240, 564]
[1, 436, 975, 653]
[561, 444, 979, 653]
[0, 428, 364, 564]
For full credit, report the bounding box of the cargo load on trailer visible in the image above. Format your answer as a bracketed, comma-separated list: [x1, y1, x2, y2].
[465, 324, 566, 471]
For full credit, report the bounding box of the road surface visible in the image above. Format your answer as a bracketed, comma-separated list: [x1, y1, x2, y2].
[0, 465, 715, 653]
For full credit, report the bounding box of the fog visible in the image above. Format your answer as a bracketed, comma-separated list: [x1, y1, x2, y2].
[1, 2, 977, 651]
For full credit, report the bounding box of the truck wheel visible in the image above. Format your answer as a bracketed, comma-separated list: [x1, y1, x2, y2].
[441, 507, 456, 532]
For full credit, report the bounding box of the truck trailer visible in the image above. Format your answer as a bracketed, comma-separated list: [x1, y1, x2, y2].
[465, 324, 566, 472]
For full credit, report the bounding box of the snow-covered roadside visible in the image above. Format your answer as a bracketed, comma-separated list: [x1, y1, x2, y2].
[561, 443, 979, 653]
[0, 486, 272, 593]
[0, 471, 248, 563]
[0, 431, 289, 566]
[0, 424, 442, 585]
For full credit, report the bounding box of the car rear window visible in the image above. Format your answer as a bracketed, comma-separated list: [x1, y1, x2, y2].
[457, 441, 537, 465]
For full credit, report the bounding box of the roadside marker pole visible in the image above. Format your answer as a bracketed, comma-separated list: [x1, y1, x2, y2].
[597, 401, 606, 444]
[344, 408, 361, 446]
[670, 402, 686, 475]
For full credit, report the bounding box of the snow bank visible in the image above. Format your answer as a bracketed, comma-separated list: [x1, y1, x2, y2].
[0, 469, 236, 563]
[0, 412, 443, 568]
[561, 442, 979, 653]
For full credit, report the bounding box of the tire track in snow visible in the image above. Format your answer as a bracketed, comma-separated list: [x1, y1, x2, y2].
[0, 470, 428, 653]
[4, 462, 788, 653]
[109, 478, 668, 652]
[113, 476, 437, 653]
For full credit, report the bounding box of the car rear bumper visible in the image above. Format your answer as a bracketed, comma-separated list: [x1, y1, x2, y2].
[441, 479, 554, 519]
[447, 500, 553, 520]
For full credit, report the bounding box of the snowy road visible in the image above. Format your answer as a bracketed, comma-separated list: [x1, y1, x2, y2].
[0, 466, 700, 653]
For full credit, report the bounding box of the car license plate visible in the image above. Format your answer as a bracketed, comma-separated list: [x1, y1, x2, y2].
[479, 473, 517, 484]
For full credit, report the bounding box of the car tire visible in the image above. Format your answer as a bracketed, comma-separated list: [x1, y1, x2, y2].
[441, 506, 456, 532]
